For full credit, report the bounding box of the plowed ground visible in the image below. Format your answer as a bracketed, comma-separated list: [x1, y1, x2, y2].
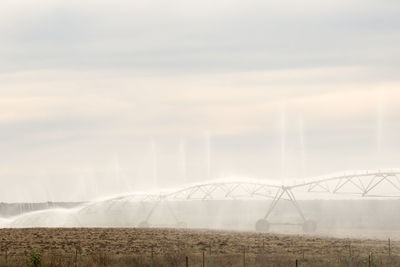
[0, 228, 398, 266]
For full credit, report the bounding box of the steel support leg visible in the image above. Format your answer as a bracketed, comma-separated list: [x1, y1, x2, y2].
[263, 187, 307, 223]
[165, 201, 179, 224]
[285, 189, 306, 222]
[144, 200, 161, 223]
[263, 188, 285, 220]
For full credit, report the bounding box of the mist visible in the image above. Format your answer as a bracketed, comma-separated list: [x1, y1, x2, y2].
[0, 0, 400, 240]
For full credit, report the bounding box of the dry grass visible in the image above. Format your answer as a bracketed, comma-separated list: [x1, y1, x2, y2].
[0, 228, 399, 266]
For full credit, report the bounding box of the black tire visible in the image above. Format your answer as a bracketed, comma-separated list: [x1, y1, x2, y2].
[138, 221, 149, 228]
[255, 219, 270, 233]
[176, 221, 187, 228]
[302, 220, 317, 233]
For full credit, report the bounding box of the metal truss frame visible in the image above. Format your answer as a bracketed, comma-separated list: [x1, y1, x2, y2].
[132, 169, 400, 228]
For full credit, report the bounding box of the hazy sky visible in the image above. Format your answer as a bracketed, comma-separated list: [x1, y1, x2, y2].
[1, 0, 399, 202]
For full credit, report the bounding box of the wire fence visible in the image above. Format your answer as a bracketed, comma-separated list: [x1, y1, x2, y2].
[1, 239, 398, 267]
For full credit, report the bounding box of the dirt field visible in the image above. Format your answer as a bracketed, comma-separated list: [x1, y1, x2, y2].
[0, 228, 398, 266]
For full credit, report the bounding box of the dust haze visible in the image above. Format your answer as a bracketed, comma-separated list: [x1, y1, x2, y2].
[1, 0, 400, 241]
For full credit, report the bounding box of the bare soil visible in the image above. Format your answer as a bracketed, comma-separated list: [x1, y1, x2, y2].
[0, 228, 398, 266]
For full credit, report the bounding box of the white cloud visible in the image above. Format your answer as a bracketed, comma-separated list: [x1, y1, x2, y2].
[0, 0, 399, 201]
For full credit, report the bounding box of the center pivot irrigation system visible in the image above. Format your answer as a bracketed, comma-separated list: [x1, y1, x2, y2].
[126, 169, 400, 233]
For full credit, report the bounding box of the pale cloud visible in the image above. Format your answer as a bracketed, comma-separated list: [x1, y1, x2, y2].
[1, 0, 399, 72]
[0, 0, 399, 201]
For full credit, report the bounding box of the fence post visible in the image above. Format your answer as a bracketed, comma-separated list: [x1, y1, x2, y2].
[209, 245, 213, 267]
[296, 259, 298, 267]
[368, 252, 371, 267]
[150, 247, 154, 267]
[389, 238, 392, 267]
[243, 246, 246, 267]
[202, 250, 205, 267]
[349, 242, 352, 267]
[262, 240, 265, 256]
[74, 248, 78, 267]
[186, 255, 189, 267]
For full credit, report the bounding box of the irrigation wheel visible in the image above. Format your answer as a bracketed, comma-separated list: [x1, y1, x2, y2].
[176, 221, 187, 228]
[302, 220, 317, 233]
[255, 219, 270, 233]
[138, 221, 150, 228]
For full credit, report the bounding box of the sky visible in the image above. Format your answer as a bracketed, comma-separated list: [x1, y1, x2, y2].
[0, 0, 399, 202]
